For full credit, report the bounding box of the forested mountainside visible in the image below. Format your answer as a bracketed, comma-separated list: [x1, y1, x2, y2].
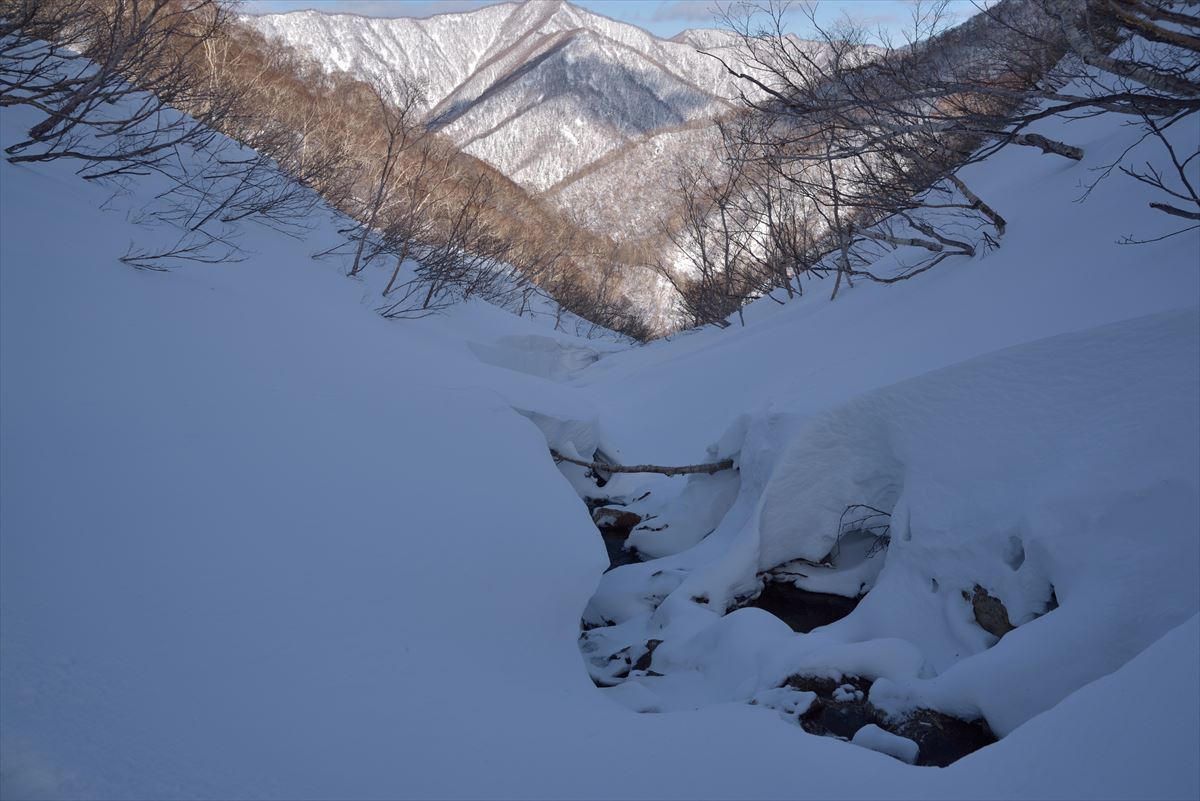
[243, 1, 765, 243]
[247, 3, 738, 183]
[23, 0, 674, 336]
[239, 0, 1119, 335]
[3, 0, 1194, 338]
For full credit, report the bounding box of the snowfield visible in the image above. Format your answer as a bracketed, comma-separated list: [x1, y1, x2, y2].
[2, 77, 1199, 801]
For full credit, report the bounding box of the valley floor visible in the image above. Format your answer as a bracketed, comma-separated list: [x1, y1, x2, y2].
[1, 98, 1198, 799]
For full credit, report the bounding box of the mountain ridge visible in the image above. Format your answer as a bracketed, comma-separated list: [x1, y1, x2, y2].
[241, 0, 758, 239]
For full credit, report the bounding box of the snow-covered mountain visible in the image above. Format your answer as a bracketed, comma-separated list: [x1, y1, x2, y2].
[243, 0, 756, 239]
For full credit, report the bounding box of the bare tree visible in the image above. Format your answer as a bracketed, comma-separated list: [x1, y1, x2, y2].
[1038, 0, 1200, 229]
[2, 0, 238, 174]
[0, 0, 660, 336]
[718, 2, 1009, 286]
[652, 158, 760, 328]
[672, 0, 1197, 328]
[1, 0, 331, 269]
[342, 80, 425, 277]
[379, 133, 451, 296]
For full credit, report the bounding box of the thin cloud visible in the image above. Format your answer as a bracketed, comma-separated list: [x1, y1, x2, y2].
[649, 0, 720, 24]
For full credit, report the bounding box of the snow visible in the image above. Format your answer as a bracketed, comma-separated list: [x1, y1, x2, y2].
[3, 60, 1199, 801]
[852, 725, 920, 764]
[750, 686, 817, 719]
[833, 684, 864, 702]
[467, 334, 607, 381]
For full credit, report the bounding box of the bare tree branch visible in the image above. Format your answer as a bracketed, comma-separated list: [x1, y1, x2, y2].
[549, 449, 735, 477]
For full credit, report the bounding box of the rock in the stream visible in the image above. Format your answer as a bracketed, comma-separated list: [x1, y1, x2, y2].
[790, 675, 876, 740]
[968, 584, 1015, 638]
[592, 507, 642, 530]
[785, 673, 996, 767]
[632, 639, 662, 672]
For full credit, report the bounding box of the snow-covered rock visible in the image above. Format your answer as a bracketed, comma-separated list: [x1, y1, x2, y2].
[852, 724, 921, 764]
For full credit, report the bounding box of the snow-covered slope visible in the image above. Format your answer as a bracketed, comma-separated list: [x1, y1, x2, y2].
[242, 0, 753, 234]
[244, 3, 521, 115]
[245, 0, 747, 117]
[433, 27, 726, 192]
[544, 118, 723, 241]
[562, 98, 1199, 762]
[2, 64, 1199, 801]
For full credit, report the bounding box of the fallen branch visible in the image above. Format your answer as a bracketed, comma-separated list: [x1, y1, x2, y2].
[1012, 133, 1084, 161]
[948, 175, 1007, 236]
[550, 449, 735, 477]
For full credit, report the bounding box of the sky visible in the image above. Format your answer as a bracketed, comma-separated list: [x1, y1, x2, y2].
[239, 0, 983, 41]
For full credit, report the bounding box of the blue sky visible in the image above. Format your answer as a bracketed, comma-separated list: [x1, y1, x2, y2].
[239, 0, 982, 41]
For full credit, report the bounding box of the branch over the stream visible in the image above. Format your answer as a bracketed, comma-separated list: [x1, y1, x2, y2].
[549, 449, 735, 477]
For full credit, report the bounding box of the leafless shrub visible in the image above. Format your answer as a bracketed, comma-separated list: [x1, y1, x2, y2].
[1, 0, 326, 268]
[660, 0, 1197, 329]
[2, 0, 238, 172]
[833, 504, 892, 560]
[973, 0, 1200, 235]
[119, 228, 241, 270]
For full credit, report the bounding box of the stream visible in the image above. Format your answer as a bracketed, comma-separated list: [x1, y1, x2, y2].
[560, 449, 1003, 767]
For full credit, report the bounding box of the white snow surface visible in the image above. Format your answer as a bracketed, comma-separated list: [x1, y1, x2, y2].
[3, 81, 1200, 801]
